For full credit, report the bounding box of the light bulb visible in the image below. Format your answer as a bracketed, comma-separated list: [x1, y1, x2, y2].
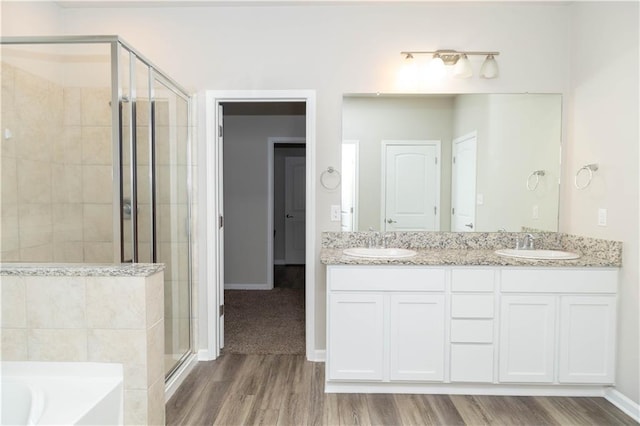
[452, 54, 473, 79]
[480, 54, 499, 79]
[429, 54, 446, 80]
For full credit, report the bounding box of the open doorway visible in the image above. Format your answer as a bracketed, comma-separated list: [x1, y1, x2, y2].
[220, 101, 306, 355]
[272, 141, 306, 289]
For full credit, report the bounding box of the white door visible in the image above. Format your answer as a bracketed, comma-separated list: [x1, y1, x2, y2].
[217, 105, 225, 350]
[389, 294, 445, 381]
[451, 132, 477, 232]
[328, 292, 384, 381]
[558, 296, 616, 384]
[499, 295, 556, 383]
[341, 141, 358, 231]
[382, 141, 440, 231]
[284, 156, 305, 264]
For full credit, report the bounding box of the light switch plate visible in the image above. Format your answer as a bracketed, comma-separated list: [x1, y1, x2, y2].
[330, 205, 341, 221]
[598, 208, 607, 226]
[532, 205, 539, 219]
[477, 194, 484, 205]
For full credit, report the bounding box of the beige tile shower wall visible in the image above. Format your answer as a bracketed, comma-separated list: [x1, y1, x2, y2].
[1, 63, 59, 261]
[0, 62, 114, 263]
[79, 87, 114, 263]
[0, 271, 165, 425]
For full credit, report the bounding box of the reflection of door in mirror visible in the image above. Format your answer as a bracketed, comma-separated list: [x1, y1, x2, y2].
[382, 140, 440, 232]
[451, 132, 477, 232]
[341, 141, 359, 231]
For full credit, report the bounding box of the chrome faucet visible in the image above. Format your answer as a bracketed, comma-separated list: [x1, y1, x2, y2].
[368, 227, 383, 248]
[516, 233, 536, 250]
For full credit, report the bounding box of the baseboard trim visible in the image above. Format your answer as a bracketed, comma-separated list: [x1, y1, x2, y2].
[307, 349, 325, 362]
[225, 283, 271, 290]
[326, 382, 609, 396]
[604, 388, 640, 422]
[197, 348, 215, 361]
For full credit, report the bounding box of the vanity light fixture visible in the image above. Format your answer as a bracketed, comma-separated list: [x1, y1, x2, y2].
[400, 49, 500, 79]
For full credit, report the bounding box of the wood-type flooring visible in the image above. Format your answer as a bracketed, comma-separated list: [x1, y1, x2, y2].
[166, 354, 637, 426]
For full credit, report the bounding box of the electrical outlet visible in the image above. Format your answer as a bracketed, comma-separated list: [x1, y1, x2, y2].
[330, 205, 341, 221]
[598, 208, 607, 226]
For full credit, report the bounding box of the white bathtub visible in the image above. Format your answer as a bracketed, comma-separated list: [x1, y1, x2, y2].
[1, 362, 123, 425]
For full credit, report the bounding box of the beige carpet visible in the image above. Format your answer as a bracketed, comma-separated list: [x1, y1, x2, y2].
[223, 288, 305, 354]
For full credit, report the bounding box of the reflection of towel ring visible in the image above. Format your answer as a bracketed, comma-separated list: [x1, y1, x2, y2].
[320, 166, 341, 190]
[526, 170, 546, 191]
[575, 163, 598, 190]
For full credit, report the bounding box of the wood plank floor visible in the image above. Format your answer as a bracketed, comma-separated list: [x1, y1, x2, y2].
[166, 354, 637, 426]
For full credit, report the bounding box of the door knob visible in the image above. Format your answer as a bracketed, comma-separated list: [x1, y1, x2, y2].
[465, 223, 474, 229]
[286, 214, 294, 218]
[386, 218, 397, 224]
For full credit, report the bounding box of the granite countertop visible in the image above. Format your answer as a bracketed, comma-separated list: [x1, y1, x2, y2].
[0, 263, 165, 277]
[320, 248, 619, 268]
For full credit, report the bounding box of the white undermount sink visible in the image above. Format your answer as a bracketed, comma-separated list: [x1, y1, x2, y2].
[343, 247, 418, 259]
[495, 248, 580, 260]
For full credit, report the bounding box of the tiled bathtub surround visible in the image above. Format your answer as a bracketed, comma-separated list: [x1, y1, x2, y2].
[0, 263, 165, 425]
[321, 231, 622, 266]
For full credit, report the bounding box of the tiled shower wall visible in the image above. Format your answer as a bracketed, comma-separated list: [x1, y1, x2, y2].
[1, 62, 114, 263]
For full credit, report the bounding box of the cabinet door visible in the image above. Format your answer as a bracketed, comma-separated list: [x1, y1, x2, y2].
[499, 295, 556, 383]
[390, 294, 445, 381]
[328, 292, 384, 381]
[559, 296, 616, 384]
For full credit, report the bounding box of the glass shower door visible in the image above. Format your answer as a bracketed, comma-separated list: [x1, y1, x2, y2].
[153, 78, 191, 376]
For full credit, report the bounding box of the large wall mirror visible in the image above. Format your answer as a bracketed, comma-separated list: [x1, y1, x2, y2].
[341, 93, 562, 233]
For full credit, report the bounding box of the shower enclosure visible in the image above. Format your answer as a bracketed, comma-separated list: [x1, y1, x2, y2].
[0, 36, 193, 380]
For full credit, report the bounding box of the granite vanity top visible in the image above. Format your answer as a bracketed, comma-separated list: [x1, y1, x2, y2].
[320, 248, 618, 267]
[320, 231, 622, 268]
[0, 263, 165, 277]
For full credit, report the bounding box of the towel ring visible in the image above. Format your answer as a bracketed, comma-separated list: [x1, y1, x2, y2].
[575, 163, 598, 190]
[320, 166, 341, 190]
[526, 170, 545, 191]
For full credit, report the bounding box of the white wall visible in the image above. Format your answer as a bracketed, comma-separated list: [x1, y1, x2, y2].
[5, 1, 638, 405]
[223, 115, 305, 287]
[564, 2, 639, 405]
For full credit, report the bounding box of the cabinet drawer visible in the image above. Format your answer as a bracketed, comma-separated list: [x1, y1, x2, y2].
[451, 294, 494, 318]
[452, 269, 495, 292]
[501, 269, 618, 293]
[451, 319, 493, 343]
[328, 266, 445, 291]
[450, 344, 494, 383]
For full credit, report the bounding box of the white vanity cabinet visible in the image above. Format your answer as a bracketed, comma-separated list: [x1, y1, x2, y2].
[499, 268, 618, 385]
[499, 295, 557, 383]
[325, 264, 618, 393]
[328, 292, 384, 380]
[558, 295, 617, 383]
[327, 266, 446, 383]
[389, 293, 445, 381]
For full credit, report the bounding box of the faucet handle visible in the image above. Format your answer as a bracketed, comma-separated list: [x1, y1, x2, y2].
[526, 233, 536, 249]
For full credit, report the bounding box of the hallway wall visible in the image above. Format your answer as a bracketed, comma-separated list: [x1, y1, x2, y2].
[223, 115, 305, 288]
